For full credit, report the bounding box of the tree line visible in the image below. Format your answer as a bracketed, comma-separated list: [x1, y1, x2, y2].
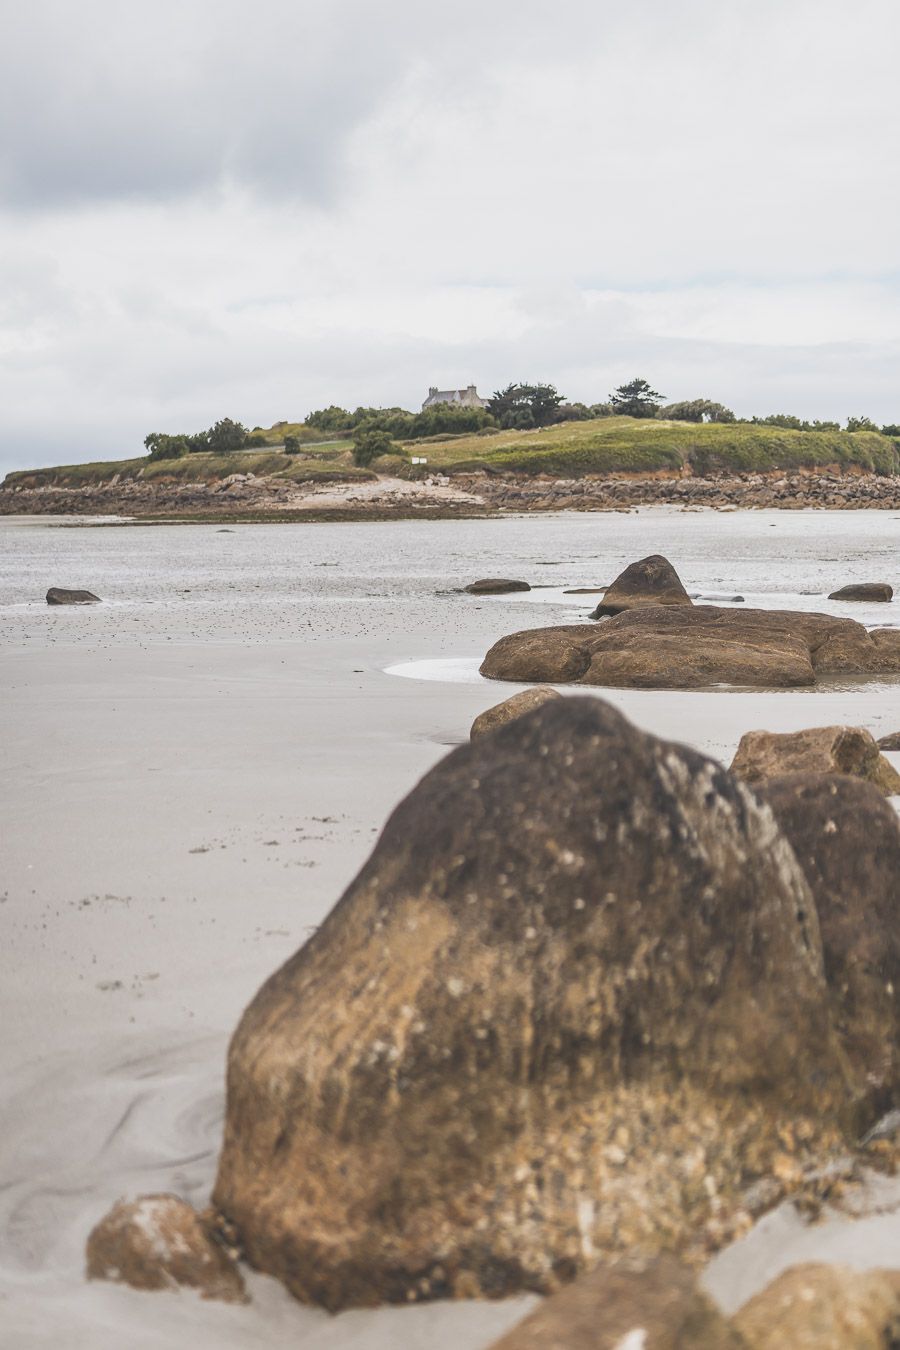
[143, 381, 900, 465]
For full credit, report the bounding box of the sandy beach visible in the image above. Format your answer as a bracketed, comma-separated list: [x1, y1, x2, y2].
[2, 508, 900, 1347]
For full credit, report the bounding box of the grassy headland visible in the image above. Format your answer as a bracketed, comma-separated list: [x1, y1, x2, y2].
[3, 417, 898, 492]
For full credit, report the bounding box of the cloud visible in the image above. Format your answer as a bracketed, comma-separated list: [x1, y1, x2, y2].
[1, 0, 898, 474]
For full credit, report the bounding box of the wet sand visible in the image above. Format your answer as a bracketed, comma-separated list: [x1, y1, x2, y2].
[2, 510, 899, 1346]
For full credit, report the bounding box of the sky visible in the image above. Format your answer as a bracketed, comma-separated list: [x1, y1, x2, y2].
[1, 0, 899, 474]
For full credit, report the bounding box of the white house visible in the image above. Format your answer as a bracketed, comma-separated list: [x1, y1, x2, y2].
[421, 384, 488, 411]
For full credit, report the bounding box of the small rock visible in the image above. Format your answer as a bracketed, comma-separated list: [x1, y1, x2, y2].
[465, 578, 531, 594]
[732, 1262, 900, 1348]
[470, 687, 562, 739]
[731, 726, 900, 797]
[488, 1254, 742, 1349]
[85, 1194, 247, 1303]
[828, 583, 893, 602]
[877, 731, 900, 751]
[46, 587, 100, 605]
[591, 554, 692, 617]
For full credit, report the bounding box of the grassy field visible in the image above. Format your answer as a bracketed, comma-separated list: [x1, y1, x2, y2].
[4, 418, 899, 489]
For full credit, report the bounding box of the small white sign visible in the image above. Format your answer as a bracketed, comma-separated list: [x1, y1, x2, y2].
[411, 456, 428, 465]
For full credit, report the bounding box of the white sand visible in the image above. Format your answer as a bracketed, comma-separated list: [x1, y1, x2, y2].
[2, 510, 899, 1347]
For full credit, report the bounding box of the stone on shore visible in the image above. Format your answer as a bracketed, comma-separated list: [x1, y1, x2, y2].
[487, 1254, 741, 1349]
[753, 774, 900, 1101]
[470, 686, 562, 739]
[465, 578, 531, 594]
[877, 730, 900, 751]
[828, 582, 893, 602]
[46, 587, 100, 605]
[591, 553, 692, 616]
[212, 697, 854, 1311]
[85, 1194, 247, 1303]
[480, 606, 900, 690]
[732, 1263, 900, 1348]
[731, 726, 900, 796]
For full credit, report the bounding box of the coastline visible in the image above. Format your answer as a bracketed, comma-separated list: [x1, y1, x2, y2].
[4, 464, 900, 522]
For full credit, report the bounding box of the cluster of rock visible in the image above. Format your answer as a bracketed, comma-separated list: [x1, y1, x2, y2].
[89, 695, 900, 1326]
[456, 469, 900, 512]
[481, 555, 900, 689]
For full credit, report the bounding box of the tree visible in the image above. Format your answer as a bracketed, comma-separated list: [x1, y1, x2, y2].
[283, 434, 301, 454]
[206, 418, 249, 453]
[487, 383, 564, 429]
[144, 432, 189, 461]
[351, 425, 395, 467]
[306, 405, 352, 432]
[609, 378, 664, 418]
[846, 416, 877, 433]
[660, 399, 736, 424]
[882, 424, 900, 438]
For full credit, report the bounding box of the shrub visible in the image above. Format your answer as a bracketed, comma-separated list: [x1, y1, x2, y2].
[351, 426, 395, 467]
[283, 434, 301, 454]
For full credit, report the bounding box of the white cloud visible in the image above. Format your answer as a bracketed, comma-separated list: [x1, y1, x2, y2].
[1, 0, 899, 473]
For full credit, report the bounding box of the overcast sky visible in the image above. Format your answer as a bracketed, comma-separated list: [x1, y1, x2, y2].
[1, 0, 899, 473]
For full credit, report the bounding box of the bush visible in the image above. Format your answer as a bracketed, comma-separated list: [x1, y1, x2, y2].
[351, 426, 395, 467]
[283, 434, 301, 454]
[244, 432, 269, 448]
[660, 399, 736, 424]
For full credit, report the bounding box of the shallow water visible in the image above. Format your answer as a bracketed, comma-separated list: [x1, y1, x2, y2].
[1, 508, 899, 1349]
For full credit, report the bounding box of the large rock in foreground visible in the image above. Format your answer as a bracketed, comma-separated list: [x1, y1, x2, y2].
[213, 698, 854, 1311]
[86, 1195, 246, 1303]
[488, 1254, 741, 1349]
[754, 774, 900, 1106]
[732, 1263, 900, 1348]
[480, 606, 900, 689]
[46, 586, 100, 605]
[731, 726, 900, 796]
[591, 554, 692, 616]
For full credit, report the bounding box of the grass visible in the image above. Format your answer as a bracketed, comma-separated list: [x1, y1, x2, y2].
[5, 419, 898, 490]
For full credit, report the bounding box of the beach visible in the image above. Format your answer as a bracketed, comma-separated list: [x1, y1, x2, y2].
[2, 508, 900, 1347]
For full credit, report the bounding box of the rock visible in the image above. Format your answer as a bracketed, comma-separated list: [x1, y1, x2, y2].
[487, 1254, 741, 1349]
[470, 686, 562, 739]
[753, 774, 900, 1104]
[480, 607, 900, 690]
[212, 697, 853, 1312]
[465, 578, 531, 594]
[828, 583, 893, 602]
[731, 727, 900, 797]
[732, 1263, 900, 1348]
[85, 1194, 247, 1303]
[591, 554, 692, 616]
[563, 587, 608, 595]
[46, 587, 100, 605]
[877, 731, 900, 751]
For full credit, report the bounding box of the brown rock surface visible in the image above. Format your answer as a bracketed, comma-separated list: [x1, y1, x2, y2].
[828, 582, 893, 601]
[465, 578, 531, 594]
[85, 1194, 247, 1303]
[591, 554, 692, 616]
[731, 726, 900, 796]
[733, 1263, 900, 1348]
[487, 1254, 742, 1349]
[213, 698, 855, 1311]
[46, 587, 100, 605]
[754, 774, 900, 1105]
[878, 730, 900, 750]
[480, 606, 900, 689]
[471, 686, 562, 739]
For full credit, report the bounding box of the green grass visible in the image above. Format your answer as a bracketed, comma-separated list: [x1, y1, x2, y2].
[5, 418, 898, 490]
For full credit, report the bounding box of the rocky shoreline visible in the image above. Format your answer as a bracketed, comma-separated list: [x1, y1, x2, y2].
[4, 465, 900, 520]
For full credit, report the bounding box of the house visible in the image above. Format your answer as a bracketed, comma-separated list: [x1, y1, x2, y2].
[421, 384, 488, 411]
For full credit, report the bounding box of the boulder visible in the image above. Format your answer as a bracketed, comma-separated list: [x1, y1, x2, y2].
[85, 1194, 246, 1303]
[465, 579, 531, 594]
[828, 583, 893, 602]
[732, 1263, 900, 1348]
[470, 686, 562, 739]
[731, 727, 900, 797]
[212, 698, 854, 1311]
[487, 1254, 741, 1349]
[877, 731, 900, 751]
[753, 774, 900, 1104]
[591, 554, 692, 617]
[480, 607, 900, 690]
[46, 587, 100, 605]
